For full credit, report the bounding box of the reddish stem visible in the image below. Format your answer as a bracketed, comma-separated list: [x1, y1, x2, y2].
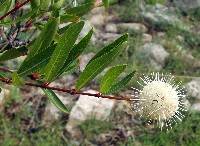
[0, 0, 31, 21]
[0, 77, 131, 101]
[0, 67, 131, 101]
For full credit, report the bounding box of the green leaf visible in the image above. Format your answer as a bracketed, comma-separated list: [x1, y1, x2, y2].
[12, 72, 24, 86]
[56, 29, 93, 77]
[42, 21, 84, 82]
[0, 10, 37, 26]
[103, 0, 109, 8]
[0, 71, 8, 78]
[0, 46, 28, 62]
[100, 64, 127, 93]
[60, 14, 79, 23]
[31, 0, 40, 10]
[60, 2, 94, 22]
[28, 16, 59, 58]
[17, 44, 56, 76]
[76, 34, 128, 90]
[108, 71, 135, 94]
[42, 89, 69, 113]
[89, 34, 128, 63]
[0, 0, 13, 16]
[40, 0, 51, 10]
[51, 0, 64, 10]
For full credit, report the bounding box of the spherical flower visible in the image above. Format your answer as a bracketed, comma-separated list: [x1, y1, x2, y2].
[131, 72, 187, 130]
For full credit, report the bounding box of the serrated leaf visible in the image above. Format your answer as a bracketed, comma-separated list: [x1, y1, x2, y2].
[89, 34, 128, 63]
[12, 72, 24, 86]
[42, 21, 84, 82]
[42, 89, 69, 113]
[100, 64, 127, 93]
[76, 34, 128, 90]
[54, 29, 93, 80]
[17, 44, 56, 76]
[28, 16, 59, 58]
[108, 71, 135, 94]
[0, 46, 28, 62]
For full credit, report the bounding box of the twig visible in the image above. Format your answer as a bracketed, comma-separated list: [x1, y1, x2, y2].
[0, 0, 31, 21]
[0, 77, 131, 101]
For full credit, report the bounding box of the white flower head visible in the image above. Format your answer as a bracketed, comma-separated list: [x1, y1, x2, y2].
[131, 72, 187, 130]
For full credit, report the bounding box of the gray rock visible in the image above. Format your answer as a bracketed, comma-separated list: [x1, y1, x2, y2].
[191, 103, 200, 112]
[98, 32, 121, 43]
[0, 88, 10, 111]
[65, 90, 115, 138]
[90, 7, 105, 27]
[142, 33, 152, 43]
[105, 23, 118, 33]
[137, 43, 169, 70]
[185, 79, 200, 99]
[174, 0, 200, 11]
[79, 53, 95, 71]
[141, 4, 189, 31]
[42, 90, 73, 125]
[117, 23, 148, 33]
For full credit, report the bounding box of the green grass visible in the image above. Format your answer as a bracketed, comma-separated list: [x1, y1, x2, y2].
[80, 118, 113, 140]
[119, 112, 200, 146]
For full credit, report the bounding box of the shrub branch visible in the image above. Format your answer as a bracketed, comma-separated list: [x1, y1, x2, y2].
[0, 67, 131, 101]
[0, 0, 31, 21]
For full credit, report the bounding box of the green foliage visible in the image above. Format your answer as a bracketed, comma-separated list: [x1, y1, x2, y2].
[80, 118, 113, 140]
[42, 89, 70, 113]
[64, 2, 94, 17]
[0, 0, 13, 16]
[0, 46, 27, 62]
[0, 0, 133, 114]
[28, 16, 60, 58]
[103, 0, 110, 8]
[55, 28, 93, 79]
[100, 64, 127, 93]
[30, 0, 40, 10]
[145, 0, 166, 5]
[108, 71, 135, 94]
[12, 72, 24, 86]
[42, 21, 84, 81]
[76, 34, 128, 90]
[137, 112, 200, 146]
[17, 44, 56, 76]
[40, 0, 51, 10]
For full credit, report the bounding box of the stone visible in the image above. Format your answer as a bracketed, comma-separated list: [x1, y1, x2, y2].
[117, 23, 148, 33]
[174, 0, 200, 11]
[65, 90, 115, 138]
[142, 33, 152, 43]
[42, 91, 73, 125]
[137, 43, 169, 70]
[185, 79, 200, 99]
[79, 53, 95, 71]
[90, 7, 105, 27]
[191, 103, 200, 112]
[80, 21, 95, 41]
[98, 32, 121, 43]
[105, 23, 118, 33]
[141, 4, 189, 31]
[0, 88, 10, 111]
